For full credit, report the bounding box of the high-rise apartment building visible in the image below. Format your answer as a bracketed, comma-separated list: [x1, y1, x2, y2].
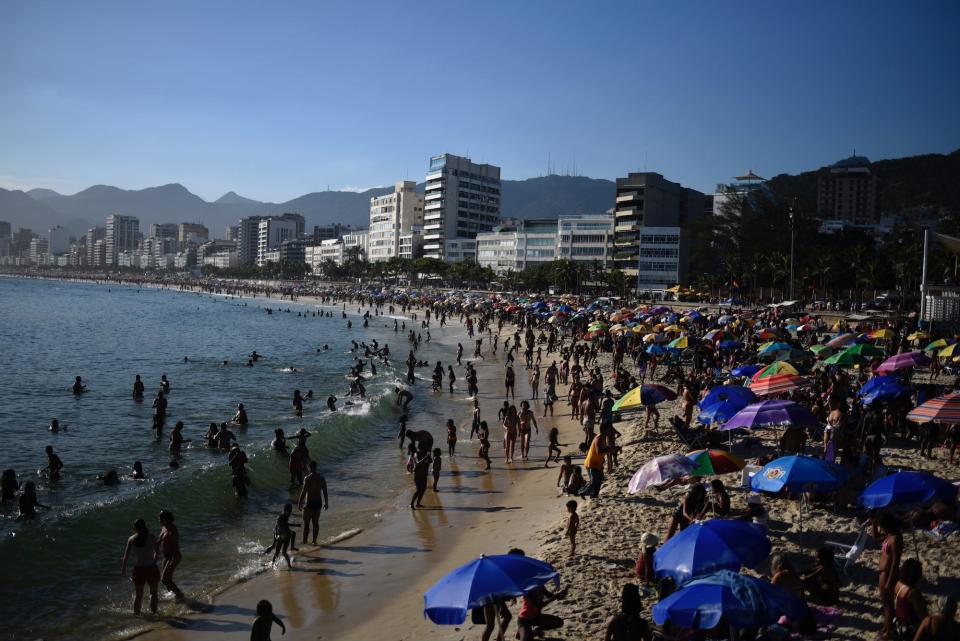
[256, 214, 305, 266]
[368, 181, 425, 262]
[423, 154, 501, 261]
[47, 225, 70, 255]
[85, 227, 106, 266]
[817, 155, 879, 224]
[105, 214, 140, 265]
[225, 225, 239, 242]
[313, 223, 347, 243]
[477, 215, 614, 274]
[178, 223, 209, 244]
[29, 238, 49, 265]
[237, 216, 264, 265]
[149, 223, 179, 242]
[713, 170, 773, 215]
[0, 221, 11, 239]
[612, 172, 705, 291]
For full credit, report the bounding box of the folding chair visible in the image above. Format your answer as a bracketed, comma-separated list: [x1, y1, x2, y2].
[825, 522, 870, 580]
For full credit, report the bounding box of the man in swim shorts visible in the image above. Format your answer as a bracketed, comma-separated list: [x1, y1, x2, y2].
[298, 461, 328, 545]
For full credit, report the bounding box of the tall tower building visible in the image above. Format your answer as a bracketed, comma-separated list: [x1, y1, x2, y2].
[105, 214, 139, 265]
[817, 155, 879, 224]
[237, 216, 264, 265]
[422, 154, 501, 261]
[368, 181, 425, 262]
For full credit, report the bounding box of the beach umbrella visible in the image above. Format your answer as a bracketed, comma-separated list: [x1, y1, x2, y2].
[748, 374, 807, 396]
[860, 382, 912, 405]
[423, 554, 559, 624]
[751, 361, 799, 381]
[663, 324, 681, 333]
[823, 350, 864, 367]
[876, 351, 931, 372]
[844, 343, 885, 359]
[870, 328, 895, 340]
[826, 333, 857, 348]
[730, 364, 761, 378]
[722, 400, 819, 431]
[906, 331, 929, 341]
[646, 344, 667, 355]
[924, 338, 949, 351]
[755, 328, 780, 340]
[758, 341, 792, 355]
[696, 398, 751, 425]
[809, 344, 834, 358]
[652, 570, 808, 630]
[668, 336, 689, 349]
[699, 386, 756, 409]
[939, 343, 960, 358]
[858, 375, 900, 396]
[686, 450, 746, 476]
[718, 340, 743, 350]
[654, 519, 770, 585]
[750, 455, 848, 494]
[908, 393, 960, 424]
[859, 471, 959, 509]
[718, 315, 735, 325]
[628, 454, 697, 493]
[703, 329, 726, 342]
[761, 347, 811, 363]
[613, 384, 678, 411]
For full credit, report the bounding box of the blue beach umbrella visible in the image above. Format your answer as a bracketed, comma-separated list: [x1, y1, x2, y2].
[731, 364, 761, 377]
[758, 341, 792, 355]
[423, 554, 558, 624]
[696, 398, 751, 425]
[647, 344, 667, 355]
[859, 471, 959, 510]
[699, 386, 756, 409]
[718, 340, 744, 350]
[654, 520, 771, 585]
[860, 382, 912, 405]
[858, 375, 900, 397]
[652, 570, 808, 630]
[750, 455, 848, 494]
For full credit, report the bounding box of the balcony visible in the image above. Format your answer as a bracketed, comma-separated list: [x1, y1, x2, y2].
[616, 192, 641, 203]
[424, 212, 442, 222]
[424, 201, 443, 211]
[426, 171, 443, 182]
[424, 223, 442, 232]
[425, 192, 442, 201]
[615, 207, 642, 217]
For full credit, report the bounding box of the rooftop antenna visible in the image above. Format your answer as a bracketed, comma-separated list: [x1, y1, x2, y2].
[644, 151, 648, 172]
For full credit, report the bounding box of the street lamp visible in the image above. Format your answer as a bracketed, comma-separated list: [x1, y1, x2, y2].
[789, 199, 796, 301]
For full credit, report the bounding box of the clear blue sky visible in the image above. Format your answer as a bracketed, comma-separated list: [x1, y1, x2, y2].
[2, 1, 958, 201]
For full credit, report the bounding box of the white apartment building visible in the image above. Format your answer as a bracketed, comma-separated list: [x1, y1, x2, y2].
[256, 217, 299, 266]
[29, 238, 49, 265]
[477, 215, 614, 274]
[556, 215, 615, 267]
[105, 214, 140, 265]
[423, 153, 501, 261]
[343, 229, 368, 260]
[203, 250, 238, 270]
[368, 181, 424, 262]
[398, 226, 424, 260]
[637, 227, 682, 290]
[305, 239, 346, 272]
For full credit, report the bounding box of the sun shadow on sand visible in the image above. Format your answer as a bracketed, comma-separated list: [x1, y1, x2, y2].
[326, 544, 432, 554]
[164, 617, 250, 633]
[315, 568, 365, 577]
[418, 505, 521, 513]
[299, 557, 362, 565]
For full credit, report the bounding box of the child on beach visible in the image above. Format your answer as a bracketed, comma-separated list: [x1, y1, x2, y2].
[545, 428, 561, 467]
[432, 447, 443, 491]
[446, 419, 457, 458]
[565, 500, 579, 556]
[635, 532, 659, 585]
[478, 421, 492, 470]
[263, 503, 299, 568]
[556, 456, 575, 488]
[251, 600, 286, 641]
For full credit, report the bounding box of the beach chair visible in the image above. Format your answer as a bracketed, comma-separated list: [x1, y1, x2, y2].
[825, 522, 870, 580]
[740, 464, 762, 489]
[670, 416, 706, 450]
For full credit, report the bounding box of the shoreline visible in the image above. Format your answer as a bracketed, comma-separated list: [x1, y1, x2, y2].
[116, 296, 582, 640]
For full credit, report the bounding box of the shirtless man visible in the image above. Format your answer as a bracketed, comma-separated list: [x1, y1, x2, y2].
[44, 445, 63, 481]
[395, 387, 414, 409]
[298, 462, 329, 545]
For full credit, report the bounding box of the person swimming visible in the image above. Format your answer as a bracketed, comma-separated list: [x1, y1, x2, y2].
[327, 395, 337, 412]
[131, 461, 146, 480]
[97, 469, 120, 485]
[48, 418, 66, 432]
[160, 375, 170, 393]
[232, 403, 249, 426]
[44, 445, 63, 481]
[17, 481, 49, 519]
[72, 376, 86, 395]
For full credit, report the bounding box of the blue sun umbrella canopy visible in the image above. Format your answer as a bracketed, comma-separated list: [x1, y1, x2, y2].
[718, 340, 744, 350]
[751, 455, 848, 494]
[859, 471, 959, 509]
[652, 569, 808, 630]
[423, 554, 558, 625]
[697, 398, 751, 425]
[654, 519, 771, 585]
[758, 342, 792, 355]
[731, 364, 761, 378]
[860, 382, 912, 405]
[647, 344, 668, 355]
[699, 386, 757, 409]
[858, 375, 899, 396]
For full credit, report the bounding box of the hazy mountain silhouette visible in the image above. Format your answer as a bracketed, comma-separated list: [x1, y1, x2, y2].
[4, 176, 614, 237]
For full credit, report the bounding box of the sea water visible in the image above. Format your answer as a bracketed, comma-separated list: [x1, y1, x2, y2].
[0, 277, 462, 640]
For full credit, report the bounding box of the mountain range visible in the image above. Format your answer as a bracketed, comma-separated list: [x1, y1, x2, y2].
[2, 149, 957, 239]
[0, 175, 616, 238]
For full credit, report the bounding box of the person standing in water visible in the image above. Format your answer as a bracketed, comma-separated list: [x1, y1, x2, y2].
[232, 403, 248, 426]
[157, 510, 185, 601]
[44, 445, 63, 481]
[293, 390, 303, 418]
[72, 376, 86, 395]
[132, 375, 145, 400]
[298, 461, 328, 545]
[120, 518, 160, 615]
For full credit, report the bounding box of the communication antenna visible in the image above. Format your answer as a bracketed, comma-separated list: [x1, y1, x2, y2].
[644, 151, 648, 172]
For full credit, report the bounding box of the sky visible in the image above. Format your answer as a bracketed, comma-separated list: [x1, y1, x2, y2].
[2, 1, 958, 202]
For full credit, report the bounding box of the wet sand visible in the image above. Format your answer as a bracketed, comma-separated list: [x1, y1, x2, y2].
[132, 316, 585, 641]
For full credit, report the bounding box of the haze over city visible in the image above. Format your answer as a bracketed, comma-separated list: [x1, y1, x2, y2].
[2, 0, 959, 200]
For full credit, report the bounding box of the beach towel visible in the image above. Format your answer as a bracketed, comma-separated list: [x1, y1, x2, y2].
[923, 520, 959, 541]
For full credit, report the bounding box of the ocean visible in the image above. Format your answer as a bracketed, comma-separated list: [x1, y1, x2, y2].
[0, 277, 465, 640]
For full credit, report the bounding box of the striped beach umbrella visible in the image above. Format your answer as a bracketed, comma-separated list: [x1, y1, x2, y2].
[686, 449, 746, 476]
[751, 361, 799, 381]
[924, 338, 949, 352]
[668, 336, 690, 349]
[876, 351, 930, 373]
[907, 393, 960, 424]
[613, 384, 678, 411]
[826, 333, 857, 349]
[748, 374, 807, 397]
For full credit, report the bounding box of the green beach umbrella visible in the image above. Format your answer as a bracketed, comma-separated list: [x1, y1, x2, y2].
[824, 350, 865, 367]
[844, 343, 884, 359]
[809, 345, 834, 358]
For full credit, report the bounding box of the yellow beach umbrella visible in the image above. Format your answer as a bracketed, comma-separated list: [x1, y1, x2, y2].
[663, 324, 681, 333]
[907, 331, 929, 341]
[939, 343, 960, 358]
[870, 328, 895, 340]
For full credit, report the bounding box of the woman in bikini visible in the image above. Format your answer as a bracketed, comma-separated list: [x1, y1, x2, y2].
[502, 405, 519, 463]
[157, 510, 185, 600]
[875, 512, 904, 639]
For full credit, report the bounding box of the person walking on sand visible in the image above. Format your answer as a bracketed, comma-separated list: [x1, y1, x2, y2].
[470, 399, 481, 440]
[518, 401, 539, 461]
[157, 510, 185, 601]
[298, 461, 328, 545]
[502, 405, 519, 463]
[565, 500, 579, 557]
[432, 447, 443, 491]
[251, 599, 286, 641]
[446, 419, 457, 458]
[529, 365, 541, 400]
[410, 448, 432, 509]
[478, 421, 492, 470]
[120, 518, 160, 615]
[504, 365, 516, 400]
